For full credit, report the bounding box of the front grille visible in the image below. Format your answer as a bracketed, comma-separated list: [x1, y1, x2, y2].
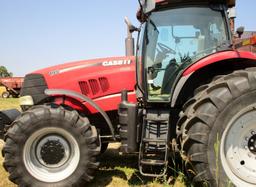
[21, 74, 48, 105]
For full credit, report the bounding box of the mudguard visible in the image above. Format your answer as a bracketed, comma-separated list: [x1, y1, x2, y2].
[171, 50, 256, 107]
[0, 109, 21, 139]
[45, 89, 116, 140]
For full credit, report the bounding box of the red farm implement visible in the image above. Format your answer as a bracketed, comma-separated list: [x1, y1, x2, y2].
[0, 77, 24, 98]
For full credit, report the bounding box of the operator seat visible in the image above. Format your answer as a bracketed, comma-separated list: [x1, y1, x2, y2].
[161, 59, 179, 94]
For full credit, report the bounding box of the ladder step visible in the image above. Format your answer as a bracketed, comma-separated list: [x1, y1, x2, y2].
[140, 159, 166, 166]
[138, 109, 170, 178]
[145, 118, 168, 122]
[143, 138, 167, 143]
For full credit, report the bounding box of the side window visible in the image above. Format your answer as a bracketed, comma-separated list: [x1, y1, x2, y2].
[210, 23, 221, 42]
[209, 20, 227, 44]
[173, 25, 200, 58]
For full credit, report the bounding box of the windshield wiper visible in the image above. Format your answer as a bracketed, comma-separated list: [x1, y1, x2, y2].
[145, 18, 159, 45]
[149, 19, 159, 33]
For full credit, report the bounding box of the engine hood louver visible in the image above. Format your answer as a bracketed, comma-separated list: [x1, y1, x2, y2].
[79, 77, 110, 96]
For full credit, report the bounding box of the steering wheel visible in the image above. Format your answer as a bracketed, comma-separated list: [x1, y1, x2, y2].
[157, 43, 176, 55]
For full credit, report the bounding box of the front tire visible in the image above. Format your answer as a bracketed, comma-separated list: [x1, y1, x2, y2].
[177, 68, 256, 186]
[3, 105, 100, 187]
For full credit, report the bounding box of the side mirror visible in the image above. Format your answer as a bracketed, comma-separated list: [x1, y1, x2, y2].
[125, 17, 139, 33]
[236, 26, 245, 38]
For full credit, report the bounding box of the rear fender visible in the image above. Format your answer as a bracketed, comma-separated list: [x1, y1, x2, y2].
[172, 51, 256, 107]
[183, 50, 256, 76]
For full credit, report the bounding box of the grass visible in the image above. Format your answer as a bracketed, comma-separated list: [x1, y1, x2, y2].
[0, 140, 16, 187]
[0, 98, 187, 187]
[0, 98, 20, 110]
[214, 133, 220, 187]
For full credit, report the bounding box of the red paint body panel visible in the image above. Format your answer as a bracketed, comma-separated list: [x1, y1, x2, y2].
[183, 50, 256, 76]
[33, 56, 136, 114]
[84, 91, 137, 113]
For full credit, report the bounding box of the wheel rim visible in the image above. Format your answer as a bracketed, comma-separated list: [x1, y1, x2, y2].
[2, 92, 8, 98]
[23, 127, 80, 183]
[221, 104, 256, 186]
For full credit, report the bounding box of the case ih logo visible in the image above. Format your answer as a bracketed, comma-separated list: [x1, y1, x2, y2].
[48, 59, 132, 76]
[102, 60, 131, 66]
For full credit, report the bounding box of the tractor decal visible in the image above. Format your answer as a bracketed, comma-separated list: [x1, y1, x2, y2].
[102, 59, 132, 66]
[49, 59, 132, 76]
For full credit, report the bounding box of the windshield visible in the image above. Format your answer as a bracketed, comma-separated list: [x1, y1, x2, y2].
[143, 7, 229, 102]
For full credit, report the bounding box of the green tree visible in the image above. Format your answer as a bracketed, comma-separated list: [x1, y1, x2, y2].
[0, 66, 13, 77]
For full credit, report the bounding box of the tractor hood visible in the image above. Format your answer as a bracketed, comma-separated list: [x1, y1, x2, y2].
[21, 56, 136, 106]
[33, 56, 134, 77]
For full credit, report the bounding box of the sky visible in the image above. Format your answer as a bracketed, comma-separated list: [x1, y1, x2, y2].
[0, 0, 255, 76]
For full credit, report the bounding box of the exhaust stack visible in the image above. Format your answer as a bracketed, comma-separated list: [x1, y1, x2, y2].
[125, 17, 135, 56]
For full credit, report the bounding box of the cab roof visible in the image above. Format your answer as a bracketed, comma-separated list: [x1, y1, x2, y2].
[155, 0, 235, 6]
[141, 0, 235, 13]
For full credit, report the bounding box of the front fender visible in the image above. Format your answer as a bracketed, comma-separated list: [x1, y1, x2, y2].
[45, 89, 116, 140]
[0, 109, 21, 139]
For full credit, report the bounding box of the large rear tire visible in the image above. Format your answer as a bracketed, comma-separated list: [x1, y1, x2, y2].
[3, 105, 100, 187]
[177, 68, 256, 187]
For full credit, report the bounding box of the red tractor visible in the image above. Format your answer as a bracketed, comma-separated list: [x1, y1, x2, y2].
[2, 0, 256, 186]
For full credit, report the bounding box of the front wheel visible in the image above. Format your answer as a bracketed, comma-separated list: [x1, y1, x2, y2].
[2, 91, 9, 98]
[3, 105, 100, 187]
[177, 68, 256, 186]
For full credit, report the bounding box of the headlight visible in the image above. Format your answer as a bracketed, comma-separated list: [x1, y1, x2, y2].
[19, 95, 34, 106]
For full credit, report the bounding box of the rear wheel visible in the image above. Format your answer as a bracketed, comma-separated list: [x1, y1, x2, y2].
[177, 68, 256, 186]
[3, 105, 100, 187]
[2, 91, 9, 98]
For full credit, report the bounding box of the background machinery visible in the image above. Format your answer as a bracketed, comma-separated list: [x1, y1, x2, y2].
[2, 0, 256, 186]
[0, 77, 23, 98]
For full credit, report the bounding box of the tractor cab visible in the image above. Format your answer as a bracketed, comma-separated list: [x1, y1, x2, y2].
[120, 0, 239, 178]
[136, 0, 234, 102]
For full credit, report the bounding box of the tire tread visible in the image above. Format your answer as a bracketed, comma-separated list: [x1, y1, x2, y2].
[177, 69, 256, 186]
[3, 104, 100, 187]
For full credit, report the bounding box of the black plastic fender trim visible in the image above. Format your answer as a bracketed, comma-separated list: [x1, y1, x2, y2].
[0, 109, 21, 139]
[45, 89, 116, 140]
